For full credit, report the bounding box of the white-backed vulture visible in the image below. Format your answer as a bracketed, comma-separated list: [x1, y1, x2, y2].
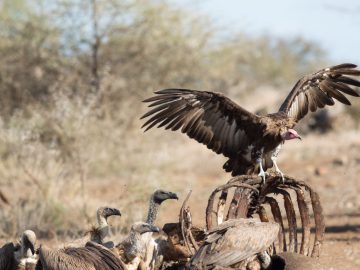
[189, 219, 279, 269]
[143, 190, 178, 269]
[88, 207, 121, 248]
[0, 230, 37, 270]
[36, 241, 125, 270]
[146, 190, 178, 225]
[114, 222, 160, 270]
[67, 206, 121, 248]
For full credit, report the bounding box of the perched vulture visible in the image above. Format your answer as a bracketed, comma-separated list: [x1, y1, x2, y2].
[88, 207, 121, 248]
[113, 222, 160, 270]
[66, 206, 121, 248]
[189, 219, 279, 269]
[142, 190, 178, 269]
[141, 63, 360, 181]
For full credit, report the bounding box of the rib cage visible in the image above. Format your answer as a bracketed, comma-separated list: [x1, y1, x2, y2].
[204, 174, 325, 258]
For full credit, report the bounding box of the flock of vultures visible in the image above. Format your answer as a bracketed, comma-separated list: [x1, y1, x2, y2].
[1, 63, 360, 270]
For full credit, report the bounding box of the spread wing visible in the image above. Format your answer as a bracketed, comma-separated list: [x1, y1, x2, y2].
[279, 63, 360, 122]
[191, 219, 279, 268]
[141, 89, 265, 158]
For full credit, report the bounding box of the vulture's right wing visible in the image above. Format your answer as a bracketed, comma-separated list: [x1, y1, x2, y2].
[141, 89, 265, 158]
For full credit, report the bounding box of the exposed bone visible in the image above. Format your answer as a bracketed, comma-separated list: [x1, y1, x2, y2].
[274, 188, 298, 253]
[235, 188, 253, 218]
[308, 187, 325, 258]
[217, 189, 228, 224]
[257, 205, 269, 222]
[290, 186, 311, 256]
[205, 173, 325, 259]
[206, 182, 258, 230]
[266, 196, 286, 252]
[180, 190, 196, 255]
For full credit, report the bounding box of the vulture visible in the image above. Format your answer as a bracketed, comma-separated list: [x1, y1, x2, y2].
[146, 190, 179, 225]
[0, 230, 37, 270]
[142, 190, 178, 269]
[67, 206, 121, 248]
[141, 63, 360, 181]
[88, 207, 121, 248]
[189, 219, 279, 269]
[35, 241, 125, 270]
[114, 222, 160, 270]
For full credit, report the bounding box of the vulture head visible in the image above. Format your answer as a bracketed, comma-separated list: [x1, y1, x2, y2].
[281, 129, 302, 141]
[153, 190, 179, 204]
[132, 222, 160, 234]
[97, 207, 121, 220]
[20, 230, 36, 256]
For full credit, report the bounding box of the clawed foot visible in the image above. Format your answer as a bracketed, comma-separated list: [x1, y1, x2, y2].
[275, 169, 285, 183]
[258, 170, 269, 184]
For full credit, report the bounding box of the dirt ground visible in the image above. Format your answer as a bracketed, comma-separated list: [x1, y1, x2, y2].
[1, 128, 359, 268]
[154, 130, 360, 268]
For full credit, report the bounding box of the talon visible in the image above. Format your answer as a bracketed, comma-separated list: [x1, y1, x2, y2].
[276, 169, 285, 183]
[258, 170, 268, 183]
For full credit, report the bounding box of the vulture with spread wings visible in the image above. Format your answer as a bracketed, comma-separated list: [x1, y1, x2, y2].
[141, 64, 360, 181]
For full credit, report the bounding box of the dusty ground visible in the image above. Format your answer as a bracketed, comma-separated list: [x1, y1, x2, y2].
[86, 129, 360, 268]
[0, 124, 359, 268]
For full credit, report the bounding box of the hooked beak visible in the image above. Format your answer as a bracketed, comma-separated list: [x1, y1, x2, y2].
[23, 237, 35, 255]
[29, 242, 35, 255]
[297, 135, 302, 140]
[111, 208, 122, 216]
[169, 192, 179, 200]
[142, 224, 160, 234]
[104, 207, 121, 217]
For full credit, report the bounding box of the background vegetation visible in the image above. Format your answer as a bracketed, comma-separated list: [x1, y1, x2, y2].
[0, 0, 357, 243]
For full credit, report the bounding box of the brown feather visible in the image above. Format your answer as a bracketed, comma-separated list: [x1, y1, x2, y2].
[190, 219, 279, 268]
[279, 63, 359, 121]
[327, 80, 360, 97]
[336, 76, 360, 87]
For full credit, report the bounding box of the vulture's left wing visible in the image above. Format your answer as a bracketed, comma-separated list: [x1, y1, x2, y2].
[279, 63, 360, 122]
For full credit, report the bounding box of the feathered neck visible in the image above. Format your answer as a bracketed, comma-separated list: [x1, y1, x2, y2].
[146, 195, 159, 225]
[125, 230, 143, 261]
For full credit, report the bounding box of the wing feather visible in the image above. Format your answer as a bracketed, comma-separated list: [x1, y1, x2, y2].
[191, 219, 279, 268]
[279, 63, 360, 122]
[0, 243, 15, 270]
[142, 89, 264, 158]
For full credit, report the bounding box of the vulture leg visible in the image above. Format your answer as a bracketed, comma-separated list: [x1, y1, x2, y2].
[271, 145, 285, 183]
[257, 148, 267, 183]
